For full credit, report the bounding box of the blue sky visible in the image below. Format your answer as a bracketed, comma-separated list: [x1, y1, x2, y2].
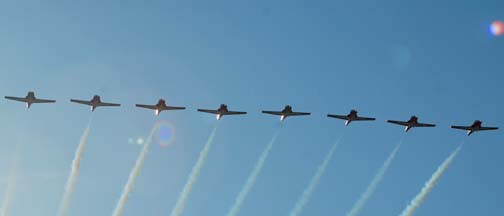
[0, 0, 502, 215]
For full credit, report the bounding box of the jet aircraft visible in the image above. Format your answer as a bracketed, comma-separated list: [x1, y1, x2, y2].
[327, 109, 375, 126]
[262, 105, 310, 121]
[387, 116, 436, 132]
[197, 104, 247, 120]
[451, 120, 498, 136]
[136, 99, 186, 115]
[5, 91, 56, 108]
[70, 95, 121, 111]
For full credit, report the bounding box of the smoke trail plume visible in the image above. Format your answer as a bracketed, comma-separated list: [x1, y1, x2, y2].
[226, 129, 282, 216]
[289, 137, 342, 216]
[170, 126, 219, 216]
[346, 140, 402, 216]
[112, 124, 159, 216]
[1, 158, 18, 216]
[57, 123, 92, 216]
[399, 144, 463, 216]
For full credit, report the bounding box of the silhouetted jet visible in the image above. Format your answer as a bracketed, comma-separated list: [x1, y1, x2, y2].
[136, 99, 185, 115]
[262, 105, 310, 121]
[327, 109, 375, 126]
[70, 95, 120, 111]
[5, 91, 56, 109]
[451, 120, 498, 136]
[387, 116, 436, 132]
[198, 104, 247, 120]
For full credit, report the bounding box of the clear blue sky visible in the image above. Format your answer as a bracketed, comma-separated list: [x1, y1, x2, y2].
[0, 1, 502, 215]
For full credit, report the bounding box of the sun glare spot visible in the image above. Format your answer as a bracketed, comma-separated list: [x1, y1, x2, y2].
[136, 137, 145, 145]
[490, 21, 504, 36]
[156, 121, 176, 147]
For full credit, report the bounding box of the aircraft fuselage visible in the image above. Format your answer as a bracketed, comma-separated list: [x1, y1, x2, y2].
[345, 110, 359, 125]
[467, 121, 483, 135]
[279, 106, 293, 121]
[25, 92, 36, 108]
[154, 99, 167, 115]
[90, 95, 102, 111]
[404, 116, 419, 132]
[216, 104, 229, 120]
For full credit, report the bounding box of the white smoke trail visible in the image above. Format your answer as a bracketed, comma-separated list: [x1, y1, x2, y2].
[289, 137, 342, 216]
[399, 144, 463, 216]
[112, 124, 159, 216]
[226, 129, 282, 216]
[346, 140, 402, 216]
[170, 126, 219, 216]
[1, 158, 18, 216]
[57, 123, 92, 216]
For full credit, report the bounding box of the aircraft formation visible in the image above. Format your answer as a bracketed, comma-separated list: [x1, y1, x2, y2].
[4, 91, 499, 136]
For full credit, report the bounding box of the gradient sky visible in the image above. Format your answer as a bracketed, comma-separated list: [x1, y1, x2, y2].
[0, 1, 502, 216]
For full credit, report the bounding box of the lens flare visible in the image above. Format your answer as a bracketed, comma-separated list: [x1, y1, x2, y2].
[490, 21, 504, 36]
[136, 137, 145, 145]
[156, 121, 176, 147]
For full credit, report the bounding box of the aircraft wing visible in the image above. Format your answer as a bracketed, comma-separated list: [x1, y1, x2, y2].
[224, 111, 247, 115]
[97, 102, 121, 107]
[262, 111, 284, 116]
[198, 109, 219, 114]
[70, 99, 93, 106]
[479, 127, 499, 131]
[164, 106, 186, 110]
[416, 123, 436, 127]
[289, 112, 311, 116]
[451, 126, 472, 130]
[387, 120, 409, 126]
[33, 98, 56, 103]
[354, 117, 376, 121]
[136, 104, 157, 110]
[5, 96, 28, 102]
[327, 114, 348, 120]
